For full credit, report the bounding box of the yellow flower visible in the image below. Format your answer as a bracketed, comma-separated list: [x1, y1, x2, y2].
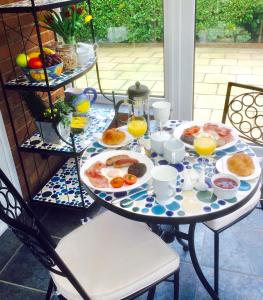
[84, 15, 93, 23]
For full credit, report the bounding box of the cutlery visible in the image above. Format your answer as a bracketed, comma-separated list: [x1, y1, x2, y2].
[111, 187, 154, 204]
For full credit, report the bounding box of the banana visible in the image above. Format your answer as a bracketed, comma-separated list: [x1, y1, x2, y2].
[43, 47, 55, 54]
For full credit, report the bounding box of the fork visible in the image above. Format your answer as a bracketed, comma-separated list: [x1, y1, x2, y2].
[111, 187, 154, 204]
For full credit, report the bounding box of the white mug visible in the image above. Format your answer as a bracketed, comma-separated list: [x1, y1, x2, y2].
[152, 101, 171, 124]
[151, 165, 178, 204]
[150, 131, 170, 154]
[163, 138, 186, 164]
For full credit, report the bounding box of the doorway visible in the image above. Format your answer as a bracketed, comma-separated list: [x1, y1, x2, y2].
[0, 111, 21, 236]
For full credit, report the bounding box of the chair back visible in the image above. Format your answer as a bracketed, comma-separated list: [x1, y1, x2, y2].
[222, 82, 263, 146]
[0, 168, 90, 300]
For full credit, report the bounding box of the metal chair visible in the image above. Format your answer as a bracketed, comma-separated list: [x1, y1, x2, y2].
[203, 81, 263, 296]
[0, 168, 180, 300]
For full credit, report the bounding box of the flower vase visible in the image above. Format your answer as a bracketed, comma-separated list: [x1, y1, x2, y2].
[36, 114, 72, 144]
[63, 36, 76, 45]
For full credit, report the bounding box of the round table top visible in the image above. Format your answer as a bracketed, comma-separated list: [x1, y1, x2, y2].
[81, 120, 261, 224]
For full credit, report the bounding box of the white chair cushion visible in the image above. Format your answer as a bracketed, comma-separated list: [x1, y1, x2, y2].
[51, 211, 179, 300]
[205, 187, 261, 231]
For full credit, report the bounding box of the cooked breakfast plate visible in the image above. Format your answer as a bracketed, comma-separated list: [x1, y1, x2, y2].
[173, 121, 238, 151]
[97, 127, 134, 149]
[216, 154, 261, 181]
[80, 150, 154, 192]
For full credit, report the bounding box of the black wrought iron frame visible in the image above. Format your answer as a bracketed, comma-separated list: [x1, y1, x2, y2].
[0, 0, 118, 220]
[0, 167, 180, 300]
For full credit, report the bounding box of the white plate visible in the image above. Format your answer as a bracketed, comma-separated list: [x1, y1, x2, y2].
[216, 154, 261, 180]
[173, 121, 238, 151]
[80, 150, 154, 192]
[96, 127, 134, 149]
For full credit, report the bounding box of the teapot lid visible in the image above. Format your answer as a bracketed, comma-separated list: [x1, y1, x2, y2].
[127, 81, 149, 99]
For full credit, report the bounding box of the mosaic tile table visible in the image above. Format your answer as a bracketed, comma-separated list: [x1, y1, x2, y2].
[81, 120, 260, 223]
[32, 105, 114, 208]
[81, 119, 261, 300]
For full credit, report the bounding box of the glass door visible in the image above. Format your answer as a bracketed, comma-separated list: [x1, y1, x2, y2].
[76, 0, 165, 98]
[194, 0, 263, 122]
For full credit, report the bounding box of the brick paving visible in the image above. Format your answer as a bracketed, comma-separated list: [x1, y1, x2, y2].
[76, 44, 263, 122]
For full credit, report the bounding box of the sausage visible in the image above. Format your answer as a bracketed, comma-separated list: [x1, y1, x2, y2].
[114, 158, 139, 168]
[106, 155, 130, 166]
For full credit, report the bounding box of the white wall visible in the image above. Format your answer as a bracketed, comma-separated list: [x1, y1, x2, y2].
[0, 111, 22, 236]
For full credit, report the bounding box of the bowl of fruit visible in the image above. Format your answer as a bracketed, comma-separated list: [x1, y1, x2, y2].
[16, 48, 63, 82]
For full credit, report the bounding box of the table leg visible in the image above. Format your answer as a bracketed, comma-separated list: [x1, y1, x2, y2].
[188, 223, 219, 300]
[174, 225, 189, 251]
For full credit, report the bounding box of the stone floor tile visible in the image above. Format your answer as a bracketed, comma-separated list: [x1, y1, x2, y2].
[195, 65, 222, 74]
[204, 74, 236, 84]
[111, 57, 137, 63]
[113, 63, 141, 71]
[195, 95, 225, 110]
[242, 208, 263, 231]
[97, 62, 119, 71]
[117, 71, 148, 80]
[252, 67, 263, 75]
[144, 72, 164, 81]
[195, 58, 211, 65]
[210, 109, 224, 122]
[236, 75, 263, 87]
[0, 245, 49, 291]
[210, 58, 237, 66]
[238, 59, 263, 66]
[138, 64, 163, 72]
[196, 266, 263, 300]
[225, 53, 251, 59]
[97, 78, 126, 90]
[194, 73, 205, 83]
[152, 53, 163, 58]
[134, 57, 162, 64]
[97, 70, 123, 80]
[238, 48, 263, 53]
[214, 48, 238, 53]
[216, 84, 228, 96]
[195, 83, 218, 95]
[96, 55, 114, 63]
[105, 51, 136, 57]
[120, 80, 156, 92]
[222, 66, 252, 75]
[0, 230, 21, 273]
[201, 221, 263, 276]
[251, 54, 263, 60]
[199, 53, 225, 59]
[150, 81, 164, 94]
[0, 281, 45, 300]
[193, 108, 212, 121]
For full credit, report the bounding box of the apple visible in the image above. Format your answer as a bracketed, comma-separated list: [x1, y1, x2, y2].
[28, 57, 43, 69]
[28, 51, 40, 60]
[16, 53, 29, 68]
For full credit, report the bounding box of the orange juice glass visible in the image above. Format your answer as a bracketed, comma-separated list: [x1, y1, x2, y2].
[194, 136, 216, 156]
[128, 116, 147, 151]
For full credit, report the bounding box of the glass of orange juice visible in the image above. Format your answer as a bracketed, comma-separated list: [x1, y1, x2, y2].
[128, 115, 148, 152]
[194, 136, 216, 172]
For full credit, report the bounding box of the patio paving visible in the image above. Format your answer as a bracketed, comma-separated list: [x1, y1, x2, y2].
[76, 44, 263, 122]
